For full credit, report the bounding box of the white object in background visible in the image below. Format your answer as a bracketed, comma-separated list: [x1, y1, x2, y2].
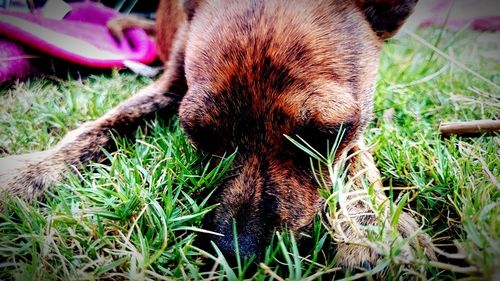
[42, 0, 72, 20]
[123, 60, 161, 77]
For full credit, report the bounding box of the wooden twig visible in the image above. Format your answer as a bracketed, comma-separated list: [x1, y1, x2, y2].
[439, 120, 500, 137]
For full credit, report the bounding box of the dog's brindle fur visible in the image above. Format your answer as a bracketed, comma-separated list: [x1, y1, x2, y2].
[0, 0, 435, 268]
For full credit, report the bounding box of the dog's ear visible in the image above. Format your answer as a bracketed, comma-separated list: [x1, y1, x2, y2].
[355, 0, 418, 39]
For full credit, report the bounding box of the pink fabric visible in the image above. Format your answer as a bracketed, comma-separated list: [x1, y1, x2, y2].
[420, 0, 500, 31]
[0, 1, 156, 69]
[0, 39, 34, 84]
[420, 16, 500, 31]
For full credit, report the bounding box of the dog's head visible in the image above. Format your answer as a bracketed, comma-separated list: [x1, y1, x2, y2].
[178, 0, 417, 260]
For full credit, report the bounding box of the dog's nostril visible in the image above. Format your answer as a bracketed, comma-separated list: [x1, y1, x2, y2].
[212, 228, 261, 261]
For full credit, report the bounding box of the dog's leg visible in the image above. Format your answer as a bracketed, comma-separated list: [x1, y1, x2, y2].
[333, 139, 436, 268]
[0, 23, 188, 202]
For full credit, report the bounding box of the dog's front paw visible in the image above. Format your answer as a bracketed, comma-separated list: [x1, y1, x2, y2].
[0, 150, 65, 202]
[397, 211, 437, 260]
[335, 210, 436, 271]
[336, 242, 379, 270]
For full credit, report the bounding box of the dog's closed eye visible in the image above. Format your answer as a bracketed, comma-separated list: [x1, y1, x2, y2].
[184, 123, 223, 153]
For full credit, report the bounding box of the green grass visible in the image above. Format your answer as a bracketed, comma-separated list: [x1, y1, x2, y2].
[0, 29, 498, 280]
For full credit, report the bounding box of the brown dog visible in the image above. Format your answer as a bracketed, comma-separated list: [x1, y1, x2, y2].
[0, 0, 434, 268]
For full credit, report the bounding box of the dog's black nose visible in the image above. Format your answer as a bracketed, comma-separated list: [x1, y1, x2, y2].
[211, 222, 263, 262]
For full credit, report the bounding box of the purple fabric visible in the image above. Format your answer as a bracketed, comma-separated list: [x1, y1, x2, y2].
[420, 16, 500, 31]
[0, 1, 156, 69]
[472, 17, 500, 31]
[64, 1, 117, 25]
[0, 38, 34, 84]
[420, 0, 500, 31]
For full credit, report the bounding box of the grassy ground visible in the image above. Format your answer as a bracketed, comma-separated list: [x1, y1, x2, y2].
[0, 29, 498, 280]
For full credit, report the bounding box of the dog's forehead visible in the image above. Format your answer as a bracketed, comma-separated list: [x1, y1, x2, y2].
[184, 0, 380, 84]
[182, 0, 381, 133]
